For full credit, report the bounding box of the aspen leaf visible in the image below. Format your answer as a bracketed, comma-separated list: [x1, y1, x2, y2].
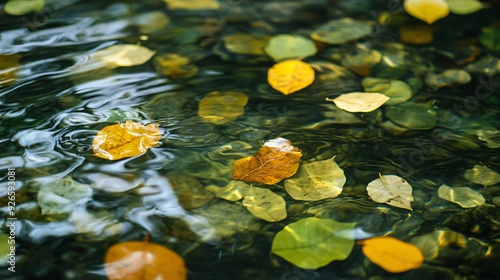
[0, 54, 22, 86]
[404, 0, 450, 24]
[232, 137, 302, 185]
[359, 236, 424, 273]
[4, 0, 45, 16]
[437, 184, 485, 208]
[242, 187, 287, 222]
[463, 164, 500, 186]
[326, 92, 389, 113]
[446, 0, 483, 15]
[206, 180, 251, 201]
[37, 176, 93, 215]
[163, 0, 219, 10]
[366, 174, 414, 210]
[92, 120, 161, 160]
[264, 34, 317, 62]
[267, 60, 315, 95]
[272, 217, 356, 269]
[284, 157, 346, 201]
[90, 45, 155, 68]
[105, 241, 186, 280]
[198, 91, 249, 125]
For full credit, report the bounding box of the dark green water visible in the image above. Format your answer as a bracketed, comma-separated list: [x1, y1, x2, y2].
[0, 0, 499, 279]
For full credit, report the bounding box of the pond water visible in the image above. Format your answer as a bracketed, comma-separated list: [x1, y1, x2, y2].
[1, 0, 499, 279]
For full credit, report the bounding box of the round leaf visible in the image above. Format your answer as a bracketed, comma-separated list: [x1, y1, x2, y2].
[264, 34, 317, 62]
[105, 241, 187, 280]
[326, 92, 389, 113]
[92, 120, 162, 160]
[267, 60, 315, 95]
[360, 236, 424, 273]
[272, 217, 356, 269]
[437, 184, 485, 208]
[284, 157, 346, 201]
[463, 164, 500, 186]
[198, 91, 249, 125]
[4, 0, 45, 16]
[311, 18, 372, 45]
[385, 102, 437, 130]
[242, 187, 287, 222]
[366, 174, 414, 210]
[163, 0, 219, 10]
[446, 0, 483, 15]
[404, 0, 450, 24]
[91, 45, 156, 68]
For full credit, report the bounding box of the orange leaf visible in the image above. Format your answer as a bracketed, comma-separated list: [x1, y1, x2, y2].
[267, 59, 315, 95]
[92, 120, 161, 160]
[359, 236, 424, 273]
[232, 137, 302, 185]
[105, 241, 187, 280]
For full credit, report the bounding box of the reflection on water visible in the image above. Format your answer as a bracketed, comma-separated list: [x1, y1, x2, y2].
[0, 0, 499, 279]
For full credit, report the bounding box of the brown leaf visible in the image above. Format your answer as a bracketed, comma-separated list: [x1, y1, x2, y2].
[232, 137, 302, 185]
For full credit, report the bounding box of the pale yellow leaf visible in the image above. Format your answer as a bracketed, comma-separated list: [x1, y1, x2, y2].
[242, 187, 287, 222]
[163, 0, 219, 10]
[91, 45, 155, 68]
[437, 184, 485, 208]
[4, 0, 44, 16]
[404, 0, 450, 24]
[366, 174, 414, 210]
[206, 180, 251, 201]
[326, 92, 389, 113]
[198, 91, 249, 125]
[267, 60, 315, 95]
[463, 164, 500, 186]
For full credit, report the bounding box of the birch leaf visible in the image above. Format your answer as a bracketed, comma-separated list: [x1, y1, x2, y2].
[232, 137, 302, 185]
[326, 92, 389, 113]
[404, 0, 450, 24]
[4, 0, 45, 16]
[91, 45, 155, 68]
[163, 0, 219, 10]
[198, 91, 249, 125]
[463, 165, 500, 186]
[437, 184, 485, 208]
[267, 60, 315, 95]
[359, 236, 424, 273]
[446, 0, 483, 15]
[264, 34, 317, 62]
[272, 217, 356, 269]
[284, 157, 346, 201]
[92, 120, 161, 160]
[366, 174, 414, 210]
[0, 54, 22, 86]
[242, 187, 287, 222]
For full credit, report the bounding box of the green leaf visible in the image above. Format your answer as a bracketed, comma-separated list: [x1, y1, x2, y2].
[385, 102, 437, 130]
[37, 176, 93, 216]
[362, 77, 413, 105]
[311, 18, 372, 45]
[242, 187, 287, 222]
[4, 0, 45, 16]
[479, 27, 500, 52]
[264, 34, 317, 62]
[271, 217, 356, 269]
[446, 0, 483, 15]
[0, 234, 11, 264]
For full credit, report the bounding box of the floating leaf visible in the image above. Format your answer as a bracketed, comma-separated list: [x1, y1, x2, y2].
[359, 236, 424, 273]
[464, 164, 500, 186]
[446, 0, 483, 15]
[264, 34, 317, 62]
[399, 25, 434, 45]
[479, 27, 500, 52]
[92, 120, 161, 160]
[232, 137, 302, 185]
[105, 241, 186, 280]
[37, 176, 93, 215]
[366, 174, 414, 210]
[223, 34, 270, 56]
[437, 184, 485, 208]
[284, 157, 346, 201]
[163, 0, 219, 10]
[271, 217, 356, 269]
[362, 77, 412, 105]
[206, 180, 251, 201]
[385, 102, 437, 130]
[0, 54, 22, 86]
[91, 45, 155, 68]
[242, 187, 287, 222]
[198, 91, 249, 125]
[155, 53, 198, 79]
[267, 59, 315, 95]
[311, 18, 372, 45]
[326, 92, 389, 113]
[404, 0, 450, 24]
[4, 0, 45, 16]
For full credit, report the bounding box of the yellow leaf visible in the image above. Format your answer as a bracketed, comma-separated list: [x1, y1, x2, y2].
[91, 45, 155, 68]
[404, 0, 450, 24]
[242, 187, 287, 222]
[4, 0, 45, 16]
[0, 54, 22, 86]
[198, 91, 249, 125]
[92, 120, 161, 160]
[326, 92, 389, 113]
[232, 137, 302, 185]
[360, 236, 424, 273]
[155, 53, 198, 79]
[437, 184, 485, 208]
[163, 0, 219, 10]
[105, 241, 187, 280]
[267, 60, 315, 95]
[366, 174, 414, 210]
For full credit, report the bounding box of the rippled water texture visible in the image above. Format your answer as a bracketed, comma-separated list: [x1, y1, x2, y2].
[1, 0, 500, 279]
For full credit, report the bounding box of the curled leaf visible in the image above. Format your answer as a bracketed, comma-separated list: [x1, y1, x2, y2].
[232, 137, 302, 185]
[105, 241, 187, 280]
[366, 174, 414, 210]
[92, 120, 161, 160]
[360, 236, 424, 273]
[268, 60, 315, 95]
[326, 92, 389, 113]
[242, 187, 287, 222]
[404, 0, 450, 24]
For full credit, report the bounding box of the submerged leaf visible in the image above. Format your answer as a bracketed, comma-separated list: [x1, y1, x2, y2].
[92, 120, 162, 160]
[362, 77, 412, 105]
[37, 176, 93, 215]
[242, 187, 287, 222]
[91, 45, 155, 68]
[284, 157, 346, 201]
[206, 180, 251, 201]
[385, 102, 437, 130]
[463, 164, 500, 186]
[268, 59, 315, 95]
[198, 91, 249, 125]
[223, 34, 270, 56]
[446, 0, 483, 15]
[0, 54, 22, 86]
[311, 18, 372, 45]
[366, 174, 414, 210]
[163, 0, 219, 10]
[479, 27, 500, 52]
[155, 53, 198, 79]
[437, 184, 485, 208]
[360, 236, 424, 273]
[404, 0, 450, 24]
[105, 241, 186, 280]
[326, 92, 389, 113]
[264, 34, 317, 62]
[272, 217, 356, 269]
[232, 137, 302, 185]
[4, 0, 45, 16]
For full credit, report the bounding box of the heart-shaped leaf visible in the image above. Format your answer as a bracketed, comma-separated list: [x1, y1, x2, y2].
[404, 0, 450, 24]
[366, 174, 414, 210]
[267, 60, 315, 95]
[326, 92, 389, 113]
